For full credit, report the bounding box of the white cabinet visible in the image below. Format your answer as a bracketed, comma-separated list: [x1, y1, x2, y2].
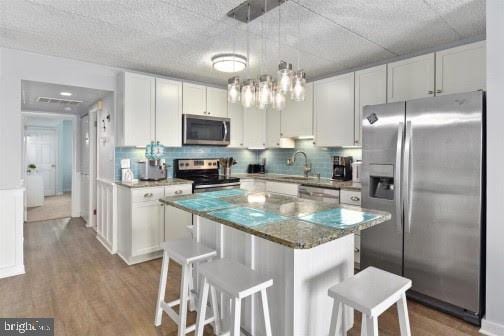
[155, 78, 183, 147]
[240, 179, 266, 192]
[314, 73, 355, 147]
[183, 83, 227, 117]
[164, 184, 192, 241]
[117, 72, 156, 146]
[387, 53, 435, 102]
[243, 107, 266, 149]
[265, 181, 299, 196]
[435, 41, 486, 96]
[266, 108, 295, 148]
[182, 82, 207, 116]
[228, 102, 244, 148]
[340, 190, 361, 206]
[281, 82, 314, 138]
[354, 65, 387, 146]
[131, 200, 164, 257]
[206, 87, 228, 117]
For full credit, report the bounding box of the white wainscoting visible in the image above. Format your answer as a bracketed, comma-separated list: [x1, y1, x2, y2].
[96, 179, 117, 254]
[0, 188, 25, 279]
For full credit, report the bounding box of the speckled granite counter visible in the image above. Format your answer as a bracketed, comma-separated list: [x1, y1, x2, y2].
[232, 173, 361, 191]
[116, 178, 192, 188]
[160, 189, 389, 249]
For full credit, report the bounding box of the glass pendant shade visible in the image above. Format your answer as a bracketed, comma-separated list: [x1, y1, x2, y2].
[291, 70, 306, 101]
[258, 75, 273, 108]
[277, 61, 293, 94]
[241, 79, 256, 108]
[227, 76, 241, 103]
[273, 85, 286, 111]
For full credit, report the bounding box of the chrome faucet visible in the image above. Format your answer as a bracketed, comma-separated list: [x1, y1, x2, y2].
[286, 151, 312, 177]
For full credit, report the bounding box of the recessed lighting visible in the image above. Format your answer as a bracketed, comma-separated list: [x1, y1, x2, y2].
[64, 107, 72, 111]
[211, 54, 247, 73]
[60, 92, 72, 97]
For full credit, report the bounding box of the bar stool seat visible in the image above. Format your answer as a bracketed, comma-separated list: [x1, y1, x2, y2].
[195, 258, 274, 336]
[328, 267, 412, 336]
[155, 239, 217, 336]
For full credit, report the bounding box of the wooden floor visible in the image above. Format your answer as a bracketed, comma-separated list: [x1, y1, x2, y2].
[0, 218, 481, 336]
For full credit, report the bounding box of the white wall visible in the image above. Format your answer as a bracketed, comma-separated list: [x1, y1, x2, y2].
[96, 93, 115, 181]
[482, 1, 504, 335]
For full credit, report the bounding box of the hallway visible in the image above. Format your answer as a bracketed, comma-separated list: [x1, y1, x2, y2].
[0, 218, 480, 336]
[26, 193, 72, 222]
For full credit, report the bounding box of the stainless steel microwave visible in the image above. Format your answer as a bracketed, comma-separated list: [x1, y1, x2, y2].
[183, 114, 230, 146]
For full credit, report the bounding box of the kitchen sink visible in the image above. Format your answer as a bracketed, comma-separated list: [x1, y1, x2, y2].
[276, 176, 317, 181]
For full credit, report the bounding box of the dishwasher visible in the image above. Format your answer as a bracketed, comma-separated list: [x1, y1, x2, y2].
[298, 185, 340, 203]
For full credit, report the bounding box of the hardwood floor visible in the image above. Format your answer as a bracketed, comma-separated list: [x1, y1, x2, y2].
[0, 217, 481, 336]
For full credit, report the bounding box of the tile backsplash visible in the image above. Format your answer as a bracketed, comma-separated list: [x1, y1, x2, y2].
[115, 140, 362, 181]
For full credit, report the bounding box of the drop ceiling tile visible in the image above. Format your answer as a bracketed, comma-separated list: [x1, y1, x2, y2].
[424, 0, 485, 37]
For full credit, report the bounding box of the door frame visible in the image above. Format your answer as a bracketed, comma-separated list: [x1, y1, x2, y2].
[22, 112, 81, 218]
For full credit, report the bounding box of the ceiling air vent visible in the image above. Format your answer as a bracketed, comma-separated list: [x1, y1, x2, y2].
[36, 96, 83, 105]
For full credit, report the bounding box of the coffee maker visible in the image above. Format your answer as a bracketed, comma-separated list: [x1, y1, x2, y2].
[138, 160, 167, 181]
[332, 156, 353, 181]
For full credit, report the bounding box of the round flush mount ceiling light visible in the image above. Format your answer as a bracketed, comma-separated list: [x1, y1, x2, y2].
[60, 92, 72, 97]
[212, 53, 247, 73]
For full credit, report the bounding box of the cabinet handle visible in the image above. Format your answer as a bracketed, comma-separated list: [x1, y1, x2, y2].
[428, 90, 434, 94]
[276, 142, 280, 146]
[313, 141, 316, 145]
[144, 193, 153, 198]
[174, 190, 183, 195]
[240, 143, 243, 146]
[280, 133, 283, 136]
[436, 89, 442, 94]
[354, 248, 360, 253]
[350, 196, 360, 201]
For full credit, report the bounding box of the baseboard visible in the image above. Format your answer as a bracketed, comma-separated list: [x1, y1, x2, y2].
[96, 234, 116, 254]
[0, 264, 25, 279]
[481, 319, 504, 336]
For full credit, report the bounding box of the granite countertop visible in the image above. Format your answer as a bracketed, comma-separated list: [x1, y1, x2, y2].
[116, 178, 193, 188]
[233, 173, 361, 191]
[160, 189, 390, 249]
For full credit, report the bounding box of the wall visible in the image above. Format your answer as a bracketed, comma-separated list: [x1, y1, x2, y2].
[61, 120, 73, 192]
[481, 0, 504, 335]
[96, 93, 116, 181]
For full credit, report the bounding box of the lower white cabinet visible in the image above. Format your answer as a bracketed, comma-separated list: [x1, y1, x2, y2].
[340, 189, 362, 206]
[117, 184, 192, 265]
[240, 179, 266, 192]
[265, 181, 299, 196]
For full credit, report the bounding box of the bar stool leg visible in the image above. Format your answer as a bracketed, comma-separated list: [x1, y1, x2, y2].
[397, 293, 411, 336]
[178, 264, 190, 336]
[329, 299, 343, 336]
[210, 285, 221, 334]
[365, 315, 378, 336]
[360, 313, 367, 336]
[195, 277, 210, 336]
[260, 289, 272, 336]
[188, 264, 196, 312]
[232, 297, 242, 336]
[155, 251, 170, 326]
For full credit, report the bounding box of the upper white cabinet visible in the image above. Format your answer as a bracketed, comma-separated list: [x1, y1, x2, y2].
[354, 65, 387, 146]
[183, 83, 227, 117]
[387, 53, 435, 102]
[228, 102, 244, 148]
[243, 107, 266, 149]
[266, 108, 295, 148]
[206, 87, 228, 117]
[435, 41, 486, 96]
[281, 82, 314, 138]
[117, 72, 155, 146]
[314, 73, 355, 147]
[155, 78, 183, 147]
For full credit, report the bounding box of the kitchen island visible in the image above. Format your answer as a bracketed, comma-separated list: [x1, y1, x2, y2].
[160, 189, 390, 336]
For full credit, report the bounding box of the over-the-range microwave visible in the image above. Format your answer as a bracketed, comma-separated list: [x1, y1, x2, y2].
[183, 114, 230, 146]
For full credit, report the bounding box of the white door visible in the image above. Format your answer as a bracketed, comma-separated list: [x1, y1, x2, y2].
[435, 41, 486, 96]
[228, 102, 244, 148]
[156, 78, 183, 146]
[354, 65, 387, 146]
[183, 83, 207, 115]
[388, 53, 435, 102]
[281, 82, 314, 138]
[243, 107, 266, 149]
[314, 72, 355, 147]
[80, 115, 90, 174]
[206, 87, 228, 117]
[25, 128, 57, 196]
[132, 202, 164, 256]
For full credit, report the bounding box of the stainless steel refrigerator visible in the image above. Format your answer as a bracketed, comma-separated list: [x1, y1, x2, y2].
[361, 91, 485, 325]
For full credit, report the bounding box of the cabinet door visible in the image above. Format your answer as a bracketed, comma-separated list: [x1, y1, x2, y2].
[183, 83, 206, 115]
[354, 65, 387, 146]
[387, 53, 435, 102]
[164, 206, 192, 241]
[435, 41, 486, 96]
[265, 181, 299, 196]
[206, 87, 228, 117]
[228, 102, 244, 148]
[314, 73, 355, 147]
[281, 82, 314, 138]
[243, 107, 266, 149]
[267, 108, 294, 148]
[131, 201, 164, 256]
[155, 78, 182, 147]
[123, 72, 155, 146]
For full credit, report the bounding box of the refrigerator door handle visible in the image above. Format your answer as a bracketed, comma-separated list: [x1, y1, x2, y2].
[403, 121, 413, 233]
[395, 122, 404, 233]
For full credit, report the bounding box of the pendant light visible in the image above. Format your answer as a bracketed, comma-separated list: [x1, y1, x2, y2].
[291, 70, 306, 101]
[241, 79, 256, 108]
[273, 81, 286, 111]
[257, 0, 272, 108]
[228, 76, 241, 103]
[276, 6, 293, 94]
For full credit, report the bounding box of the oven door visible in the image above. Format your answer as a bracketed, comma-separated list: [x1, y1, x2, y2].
[194, 182, 241, 193]
[183, 114, 231, 146]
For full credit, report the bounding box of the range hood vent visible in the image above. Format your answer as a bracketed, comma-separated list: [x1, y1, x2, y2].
[36, 96, 83, 105]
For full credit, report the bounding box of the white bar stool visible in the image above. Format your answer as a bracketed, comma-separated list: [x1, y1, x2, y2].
[155, 239, 217, 336]
[195, 258, 274, 336]
[328, 267, 412, 336]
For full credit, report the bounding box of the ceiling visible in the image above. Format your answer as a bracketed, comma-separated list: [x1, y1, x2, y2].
[21, 80, 111, 114]
[1, 0, 485, 86]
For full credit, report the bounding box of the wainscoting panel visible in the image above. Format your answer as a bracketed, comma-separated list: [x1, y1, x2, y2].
[0, 188, 25, 279]
[96, 179, 117, 254]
